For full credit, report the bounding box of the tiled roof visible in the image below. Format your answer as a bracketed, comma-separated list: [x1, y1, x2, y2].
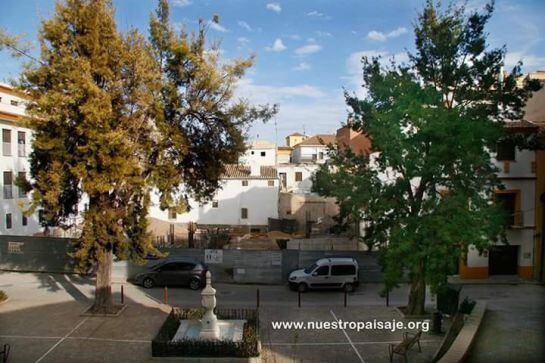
[296, 134, 336, 146]
[504, 119, 539, 130]
[288, 132, 305, 137]
[223, 164, 277, 179]
[249, 139, 276, 149]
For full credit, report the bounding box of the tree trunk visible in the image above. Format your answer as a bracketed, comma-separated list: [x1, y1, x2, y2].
[92, 248, 114, 313]
[406, 273, 426, 315]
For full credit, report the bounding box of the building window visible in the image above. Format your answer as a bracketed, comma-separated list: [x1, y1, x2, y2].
[22, 213, 27, 226]
[260, 151, 266, 157]
[10, 100, 18, 106]
[268, 180, 275, 187]
[17, 171, 26, 198]
[242, 180, 249, 187]
[496, 141, 515, 161]
[319, 152, 324, 160]
[38, 209, 44, 223]
[17, 131, 25, 157]
[251, 151, 255, 155]
[168, 208, 177, 220]
[495, 191, 521, 226]
[2, 129, 11, 156]
[241, 208, 248, 219]
[212, 201, 218, 208]
[295, 172, 303, 182]
[6, 213, 12, 229]
[3, 171, 13, 199]
[312, 154, 317, 161]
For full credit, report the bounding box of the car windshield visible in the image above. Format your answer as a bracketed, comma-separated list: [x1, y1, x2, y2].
[304, 263, 318, 274]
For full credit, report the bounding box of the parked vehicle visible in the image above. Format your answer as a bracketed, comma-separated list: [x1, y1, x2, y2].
[288, 257, 359, 292]
[130, 258, 208, 290]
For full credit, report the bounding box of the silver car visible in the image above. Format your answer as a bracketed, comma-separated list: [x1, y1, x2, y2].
[288, 257, 359, 292]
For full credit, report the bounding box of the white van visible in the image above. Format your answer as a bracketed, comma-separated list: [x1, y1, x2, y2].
[288, 257, 359, 292]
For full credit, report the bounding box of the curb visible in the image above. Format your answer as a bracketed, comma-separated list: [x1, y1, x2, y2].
[438, 300, 487, 363]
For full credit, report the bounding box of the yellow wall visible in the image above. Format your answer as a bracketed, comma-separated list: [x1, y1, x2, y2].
[286, 135, 306, 147]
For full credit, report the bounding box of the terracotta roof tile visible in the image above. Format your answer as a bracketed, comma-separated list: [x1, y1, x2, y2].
[296, 134, 336, 146]
[223, 164, 277, 179]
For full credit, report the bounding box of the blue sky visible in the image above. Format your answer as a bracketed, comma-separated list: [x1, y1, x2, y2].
[1, 0, 544, 143]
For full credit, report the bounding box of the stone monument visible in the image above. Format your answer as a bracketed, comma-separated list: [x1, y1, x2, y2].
[172, 271, 246, 342]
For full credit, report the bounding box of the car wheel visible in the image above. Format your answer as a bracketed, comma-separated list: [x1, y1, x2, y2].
[143, 278, 154, 289]
[189, 278, 201, 290]
[297, 283, 308, 293]
[344, 283, 355, 293]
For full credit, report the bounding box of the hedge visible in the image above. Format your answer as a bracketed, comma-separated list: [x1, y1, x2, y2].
[151, 307, 260, 358]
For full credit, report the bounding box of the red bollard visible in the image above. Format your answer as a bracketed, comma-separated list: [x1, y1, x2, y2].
[121, 285, 124, 304]
[164, 286, 169, 305]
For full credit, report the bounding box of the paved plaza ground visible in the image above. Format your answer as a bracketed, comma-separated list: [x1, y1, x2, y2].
[0, 271, 544, 362]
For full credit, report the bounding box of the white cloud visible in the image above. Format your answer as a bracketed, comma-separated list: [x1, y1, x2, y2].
[307, 11, 324, 17]
[289, 34, 301, 40]
[306, 37, 316, 43]
[345, 50, 409, 97]
[505, 51, 545, 70]
[367, 31, 387, 42]
[316, 31, 333, 38]
[295, 44, 322, 56]
[266, 38, 287, 52]
[293, 62, 311, 71]
[209, 21, 228, 32]
[172, 0, 192, 7]
[237, 37, 250, 45]
[236, 78, 326, 101]
[236, 78, 347, 138]
[367, 27, 408, 42]
[237, 21, 252, 32]
[387, 27, 408, 37]
[266, 3, 282, 13]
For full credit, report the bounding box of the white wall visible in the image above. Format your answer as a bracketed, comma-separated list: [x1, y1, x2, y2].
[292, 145, 328, 164]
[277, 164, 319, 194]
[0, 90, 42, 235]
[239, 148, 276, 166]
[149, 178, 279, 226]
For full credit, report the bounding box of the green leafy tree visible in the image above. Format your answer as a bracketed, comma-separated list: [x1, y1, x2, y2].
[16, 0, 274, 313]
[313, 1, 539, 315]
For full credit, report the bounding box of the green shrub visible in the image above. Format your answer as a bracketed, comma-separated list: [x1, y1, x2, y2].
[0, 290, 7, 302]
[152, 308, 260, 358]
[459, 297, 476, 314]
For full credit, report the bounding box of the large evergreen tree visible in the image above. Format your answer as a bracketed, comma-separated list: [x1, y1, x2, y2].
[313, 1, 539, 315]
[18, 0, 274, 313]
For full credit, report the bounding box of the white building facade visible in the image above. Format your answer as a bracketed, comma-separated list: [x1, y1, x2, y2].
[291, 134, 335, 164]
[0, 84, 42, 235]
[150, 165, 279, 230]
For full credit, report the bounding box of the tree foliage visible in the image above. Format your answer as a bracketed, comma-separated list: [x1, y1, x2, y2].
[313, 0, 539, 314]
[16, 0, 275, 312]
